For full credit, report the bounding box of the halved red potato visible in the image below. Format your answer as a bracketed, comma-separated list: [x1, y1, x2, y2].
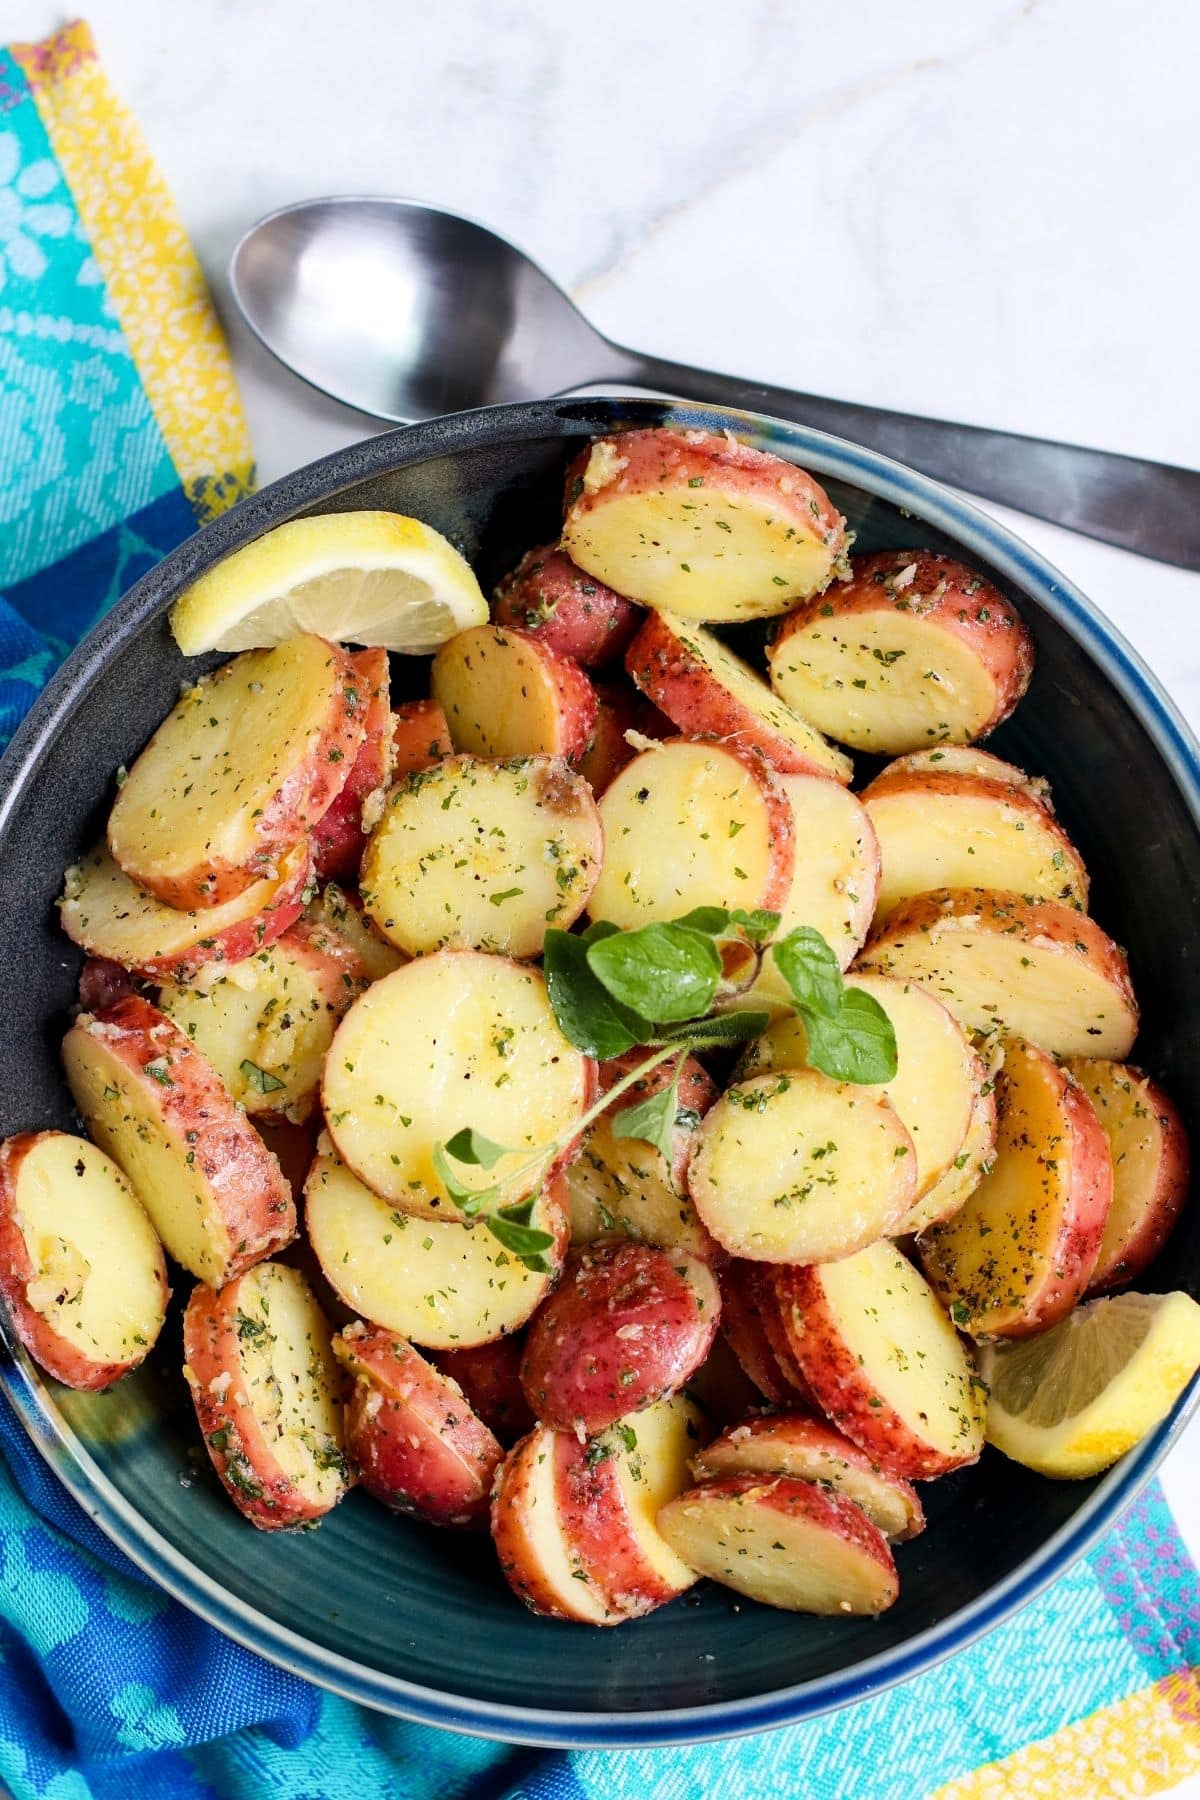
[776, 1241, 987, 1478]
[919, 1038, 1112, 1338]
[63, 997, 295, 1285]
[566, 1051, 720, 1260]
[433, 1336, 534, 1444]
[577, 680, 675, 797]
[493, 543, 642, 666]
[719, 1260, 811, 1407]
[431, 624, 598, 762]
[0, 1132, 168, 1391]
[862, 768, 1088, 919]
[183, 1261, 346, 1531]
[521, 1240, 720, 1433]
[681, 1330, 765, 1426]
[304, 1141, 568, 1348]
[588, 737, 795, 930]
[322, 951, 593, 1220]
[741, 974, 975, 1204]
[302, 882, 405, 981]
[160, 914, 373, 1120]
[562, 428, 847, 623]
[360, 754, 602, 958]
[77, 956, 137, 1014]
[689, 1069, 916, 1263]
[312, 646, 393, 881]
[59, 839, 313, 985]
[859, 888, 1138, 1058]
[657, 1474, 898, 1614]
[333, 1321, 502, 1528]
[491, 1423, 618, 1623]
[904, 1052, 998, 1235]
[1064, 1060, 1189, 1295]
[625, 610, 851, 781]
[767, 550, 1034, 754]
[108, 636, 365, 909]
[879, 745, 1052, 803]
[391, 698, 453, 777]
[690, 1416, 924, 1542]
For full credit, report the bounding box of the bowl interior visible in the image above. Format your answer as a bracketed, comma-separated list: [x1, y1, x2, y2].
[1, 398, 1197, 1742]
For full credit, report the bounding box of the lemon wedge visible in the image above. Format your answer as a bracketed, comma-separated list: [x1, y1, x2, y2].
[170, 512, 488, 656]
[978, 1290, 1200, 1479]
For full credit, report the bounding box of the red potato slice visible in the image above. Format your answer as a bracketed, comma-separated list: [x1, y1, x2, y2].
[183, 1261, 346, 1531]
[880, 745, 1052, 803]
[433, 1336, 534, 1444]
[76, 956, 137, 1014]
[588, 737, 795, 931]
[1064, 1060, 1189, 1295]
[62, 997, 295, 1285]
[767, 550, 1034, 754]
[312, 646, 393, 881]
[862, 768, 1088, 919]
[690, 1416, 925, 1543]
[656, 1474, 898, 1614]
[304, 1142, 567, 1348]
[333, 1321, 503, 1528]
[576, 681, 674, 797]
[0, 1131, 168, 1391]
[431, 624, 598, 762]
[302, 882, 405, 982]
[59, 839, 313, 985]
[919, 1039, 1114, 1338]
[859, 888, 1139, 1058]
[719, 1260, 812, 1407]
[566, 1051, 721, 1261]
[904, 1053, 998, 1235]
[391, 698, 453, 777]
[493, 543, 642, 666]
[776, 1241, 987, 1478]
[322, 951, 593, 1221]
[491, 1423, 617, 1623]
[741, 974, 976, 1204]
[360, 754, 602, 959]
[520, 1240, 720, 1434]
[561, 428, 847, 623]
[688, 1070, 916, 1264]
[625, 610, 851, 781]
[108, 636, 366, 909]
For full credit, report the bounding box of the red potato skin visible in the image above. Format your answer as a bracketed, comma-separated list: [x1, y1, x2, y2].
[719, 1260, 811, 1408]
[0, 1132, 168, 1391]
[493, 544, 642, 667]
[434, 1336, 535, 1445]
[68, 997, 296, 1280]
[334, 1322, 503, 1528]
[553, 1430, 677, 1618]
[491, 1424, 600, 1621]
[435, 625, 600, 763]
[312, 648, 393, 882]
[77, 956, 137, 1014]
[271, 914, 375, 1006]
[625, 610, 847, 780]
[1088, 1072, 1190, 1295]
[183, 1275, 341, 1531]
[521, 1240, 720, 1434]
[391, 699, 453, 777]
[577, 681, 675, 797]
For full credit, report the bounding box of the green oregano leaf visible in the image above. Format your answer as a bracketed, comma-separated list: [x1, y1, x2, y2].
[587, 922, 721, 1023]
[441, 1127, 513, 1170]
[801, 986, 898, 1084]
[772, 925, 845, 1018]
[542, 926, 649, 1058]
[611, 1065, 682, 1161]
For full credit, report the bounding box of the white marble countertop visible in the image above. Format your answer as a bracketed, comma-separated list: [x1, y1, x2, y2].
[20, 0, 1200, 1752]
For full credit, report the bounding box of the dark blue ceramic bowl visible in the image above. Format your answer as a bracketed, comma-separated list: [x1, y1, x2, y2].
[0, 398, 1197, 1747]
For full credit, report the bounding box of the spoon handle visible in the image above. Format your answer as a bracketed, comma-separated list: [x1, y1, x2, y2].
[603, 346, 1200, 571]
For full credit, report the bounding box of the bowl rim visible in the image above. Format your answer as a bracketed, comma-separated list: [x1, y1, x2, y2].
[2, 394, 1198, 1749]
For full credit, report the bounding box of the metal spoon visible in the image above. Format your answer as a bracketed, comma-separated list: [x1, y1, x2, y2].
[231, 197, 1200, 570]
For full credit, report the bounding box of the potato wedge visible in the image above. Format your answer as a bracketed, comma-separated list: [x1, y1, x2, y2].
[322, 950, 593, 1220]
[360, 755, 602, 958]
[433, 1336, 534, 1444]
[1064, 1060, 1189, 1295]
[59, 838, 313, 985]
[302, 882, 405, 982]
[391, 698, 453, 777]
[776, 1241, 987, 1478]
[688, 1070, 916, 1263]
[588, 737, 795, 930]
[859, 888, 1138, 1057]
[566, 1051, 720, 1260]
[183, 1261, 346, 1531]
[920, 1039, 1113, 1337]
[767, 550, 1034, 753]
[904, 1052, 998, 1235]
[63, 997, 295, 1285]
[0, 1131, 168, 1391]
[520, 1240, 720, 1434]
[108, 636, 365, 909]
[431, 624, 598, 762]
[863, 768, 1088, 918]
[657, 1474, 898, 1614]
[625, 610, 851, 781]
[312, 646, 393, 881]
[577, 679, 673, 796]
[719, 1260, 812, 1407]
[561, 428, 846, 622]
[742, 974, 976, 1203]
[334, 1322, 502, 1527]
[304, 1141, 567, 1348]
[691, 1415, 924, 1542]
[493, 543, 642, 666]
[491, 1423, 613, 1623]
